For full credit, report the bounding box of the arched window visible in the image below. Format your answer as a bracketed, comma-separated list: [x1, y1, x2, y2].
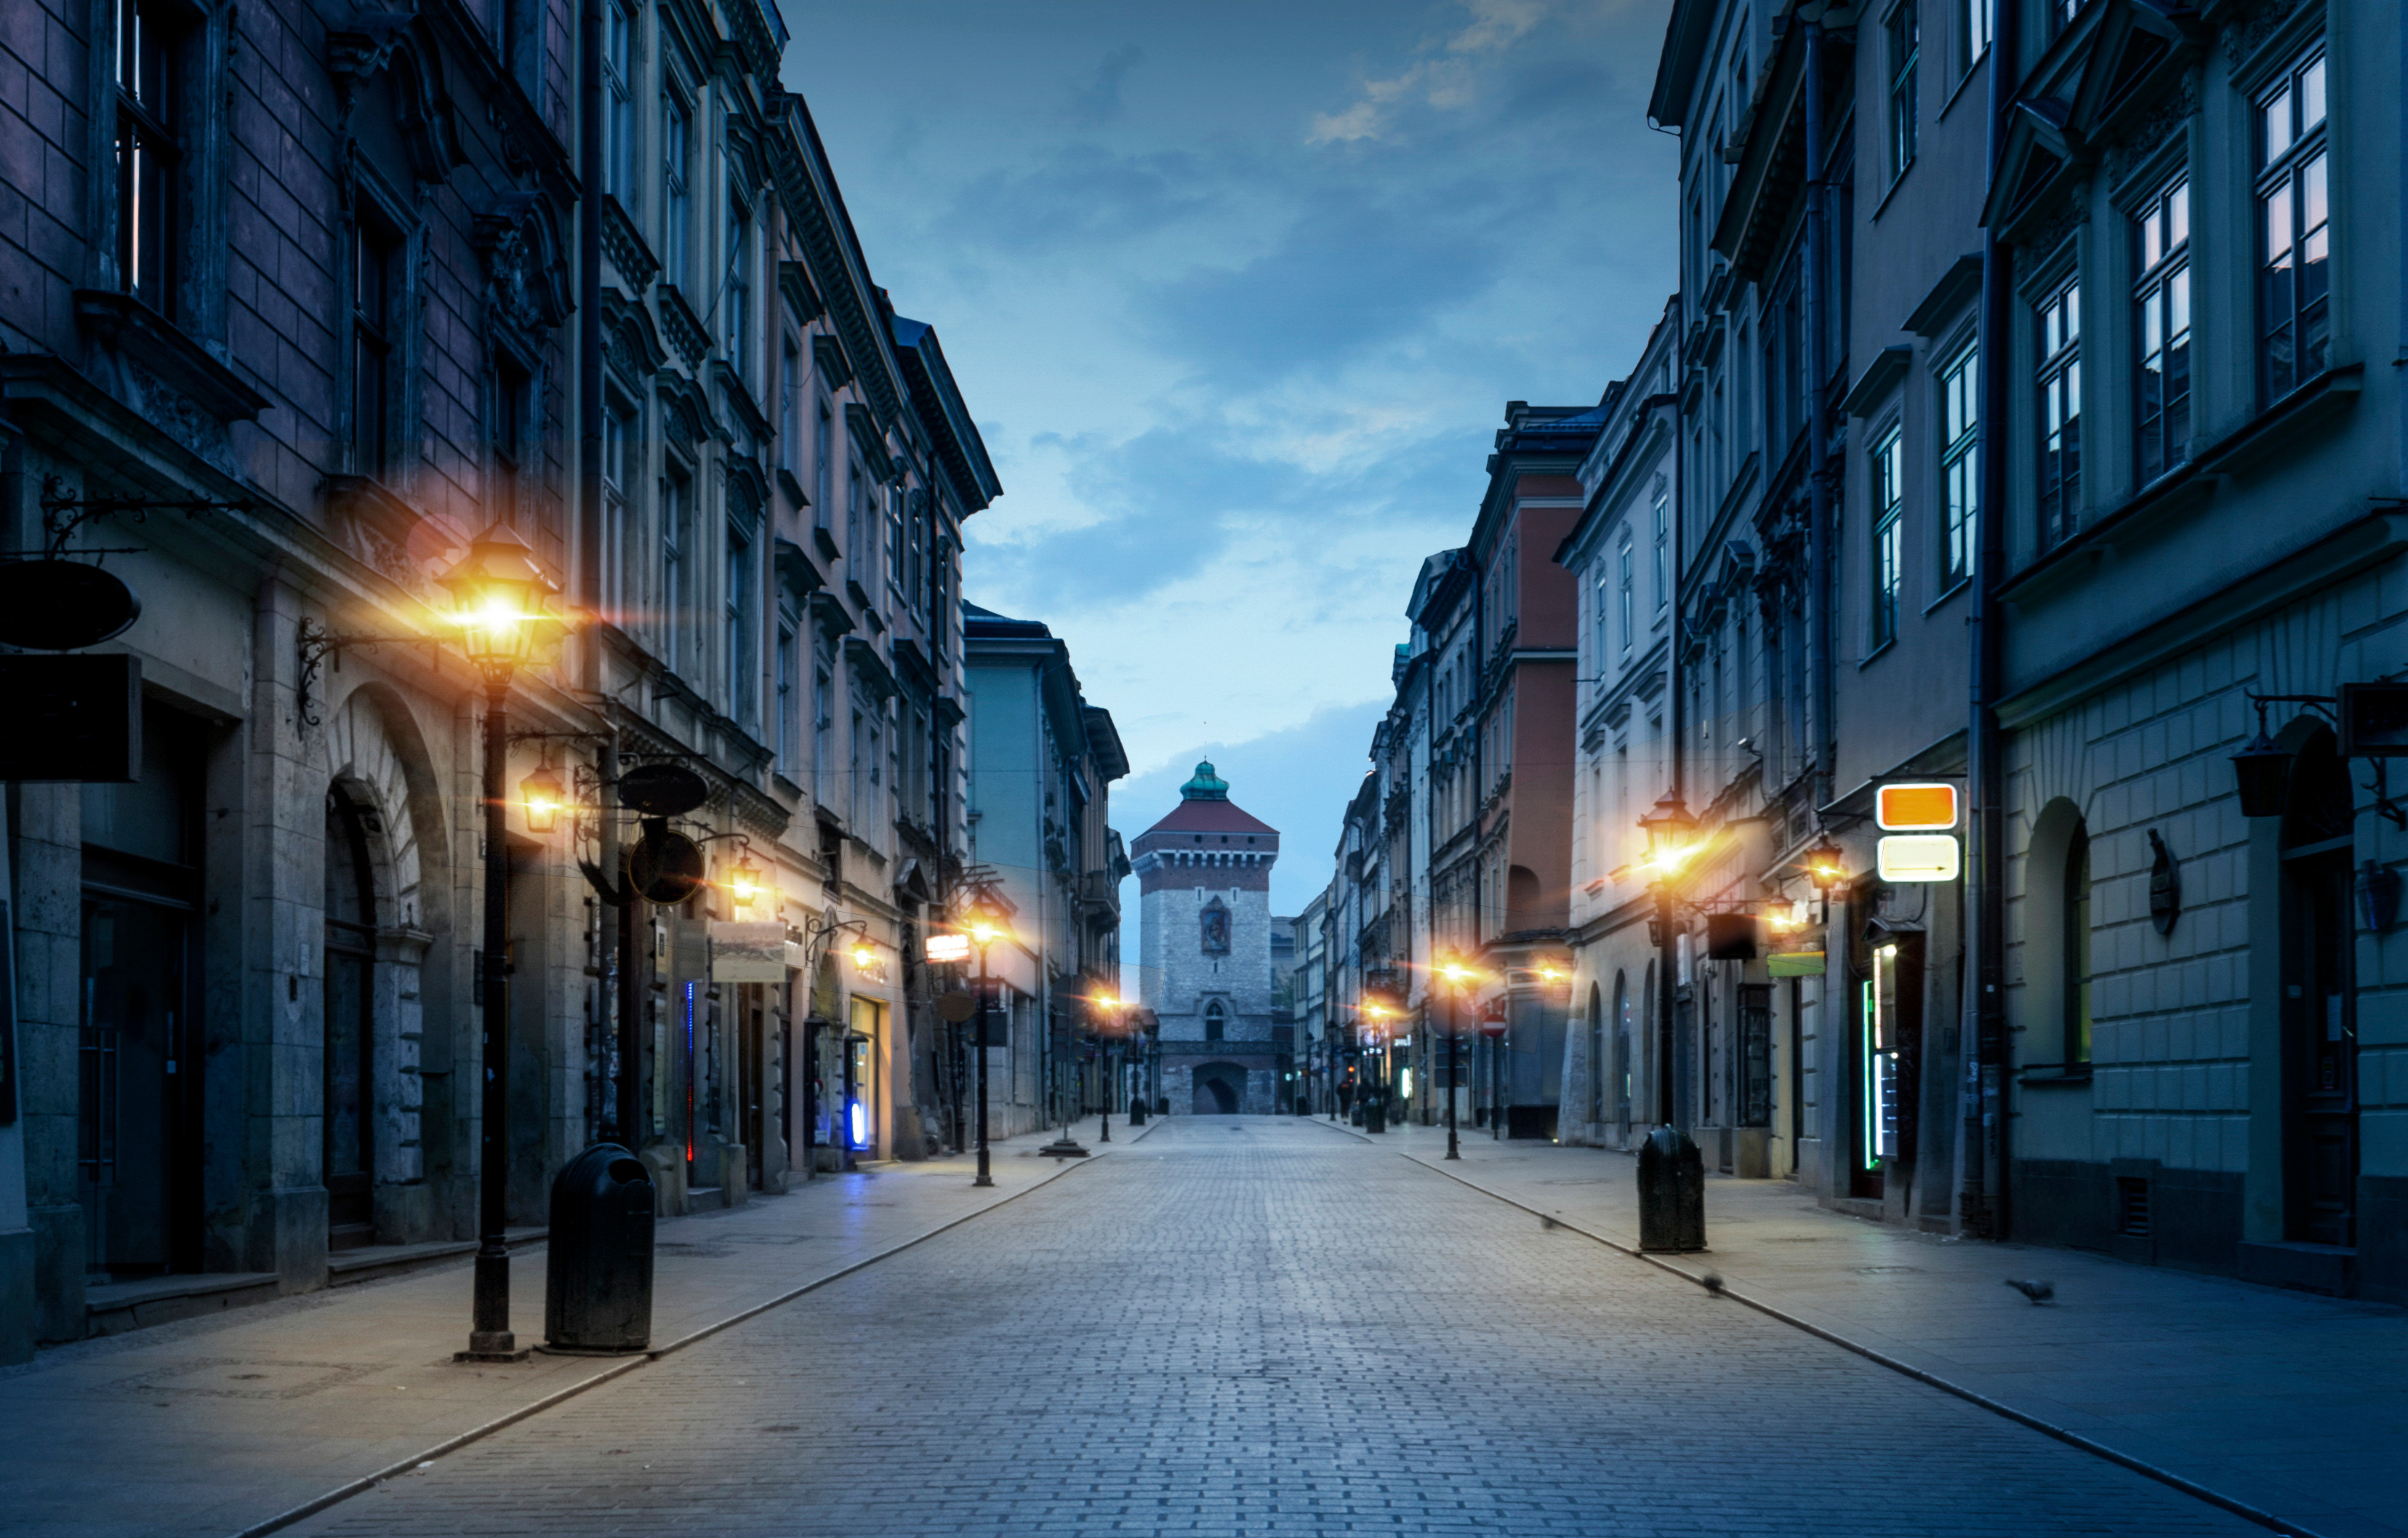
[1205, 1001, 1226, 1041]
[2064, 822, 2092, 1065]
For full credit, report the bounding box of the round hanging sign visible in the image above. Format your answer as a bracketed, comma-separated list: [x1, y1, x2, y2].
[0, 561, 142, 650]
[627, 828, 706, 905]
[934, 989, 979, 1023]
[618, 761, 709, 817]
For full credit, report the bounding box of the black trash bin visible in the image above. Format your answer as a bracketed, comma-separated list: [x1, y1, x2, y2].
[545, 1142, 655, 1353]
[1128, 1100, 1147, 1126]
[1637, 1124, 1706, 1251]
[1156, 1096, 1170, 1116]
[1363, 1097, 1386, 1134]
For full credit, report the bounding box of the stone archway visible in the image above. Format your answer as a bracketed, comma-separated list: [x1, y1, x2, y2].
[1190, 1061, 1246, 1116]
[320, 683, 446, 1242]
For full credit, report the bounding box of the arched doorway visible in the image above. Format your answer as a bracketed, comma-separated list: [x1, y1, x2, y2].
[324, 790, 378, 1250]
[1191, 1062, 1245, 1115]
[2280, 729, 2356, 1246]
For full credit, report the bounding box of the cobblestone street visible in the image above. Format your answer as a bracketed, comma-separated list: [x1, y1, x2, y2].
[288, 1118, 2263, 1537]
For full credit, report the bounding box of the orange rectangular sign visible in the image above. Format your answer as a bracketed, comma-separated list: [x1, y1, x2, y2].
[1876, 782, 1959, 831]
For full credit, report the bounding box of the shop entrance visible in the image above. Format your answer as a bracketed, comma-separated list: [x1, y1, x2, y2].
[845, 996, 882, 1157]
[2280, 732, 2357, 1247]
[79, 708, 205, 1280]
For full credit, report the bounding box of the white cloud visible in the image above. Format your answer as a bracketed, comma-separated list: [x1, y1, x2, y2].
[1307, 0, 1552, 143]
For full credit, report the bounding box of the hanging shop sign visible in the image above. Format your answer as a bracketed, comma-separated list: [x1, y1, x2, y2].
[1766, 950, 1826, 978]
[617, 761, 710, 817]
[1874, 782, 1962, 883]
[0, 560, 142, 651]
[0, 654, 140, 781]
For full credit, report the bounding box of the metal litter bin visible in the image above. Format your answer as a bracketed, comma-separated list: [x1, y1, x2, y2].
[544, 1143, 655, 1353]
[1363, 1097, 1386, 1134]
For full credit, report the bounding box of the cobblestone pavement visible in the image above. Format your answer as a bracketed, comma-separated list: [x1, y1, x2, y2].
[292, 1117, 2264, 1538]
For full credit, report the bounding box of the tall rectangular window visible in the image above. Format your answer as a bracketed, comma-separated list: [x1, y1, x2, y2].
[2036, 278, 2082, 549]
[1652, 494, 1669, 609]
[726, 525, 754, 724]
[1870, 427, 1903, 650]
[814, 396, 834, 527]
[775, 622, 798, 770]
[1616, 540, 1634, 654]
[886, 481, 904, 591]
[846, 457, 864, 557]
[724, 196, 750, 375]
[2258, 48, 2328, 402]
[603, 4, 632, 198]
[1939, 343, 1977, 587]
[660, 475, 687, 673]
[2135, 177, 2192, 484]
[813, 649, 834, 809]
[602, 404, 632, 615]
[491, 358, 529, 506]
[116, 0, 182, 316]
[1961, 0, 1991, 76]
[779, 342, 800, 475]
[1886, 1, 1919, 181]
[352, 215, 400, 478]
[661, 93, 690, 290]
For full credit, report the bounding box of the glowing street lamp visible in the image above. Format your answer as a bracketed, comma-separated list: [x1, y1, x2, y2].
[519, 761, 565, 835]
[962, 900, 1012, 1187]
[1432, 958, 1480, 1161]
[728, 854, 766, 909]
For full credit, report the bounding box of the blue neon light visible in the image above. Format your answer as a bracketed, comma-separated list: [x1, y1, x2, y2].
[848, 1100, 867, 1148]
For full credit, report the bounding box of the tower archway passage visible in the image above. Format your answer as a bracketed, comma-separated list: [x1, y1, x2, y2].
[1191, 1062, 1246, 1116]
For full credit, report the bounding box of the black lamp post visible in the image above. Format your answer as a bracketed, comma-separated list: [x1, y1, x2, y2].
[965, 903, 1011, 1188]
[1634, 792, 1706, 1253]
[1091, 990, 1123, 1141]
[1435, 959, 1476, 1160]
[443, 523, 567, 1363]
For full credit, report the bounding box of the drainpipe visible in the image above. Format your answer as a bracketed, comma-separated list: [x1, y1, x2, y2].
[1799, 9, 1834, 1196]
[1962, 0, 2019, 1241]
[1802, 12, 1834, 820]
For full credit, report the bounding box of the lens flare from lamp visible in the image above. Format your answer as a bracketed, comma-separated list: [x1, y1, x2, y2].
[728, 855, 763, 908]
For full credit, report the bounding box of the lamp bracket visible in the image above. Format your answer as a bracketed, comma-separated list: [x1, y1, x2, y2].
[39, 476, 253, 559]
[296, 619, 435, 728]
[2244, 691, 2339, 725]
[2361, 760, 2408, 830]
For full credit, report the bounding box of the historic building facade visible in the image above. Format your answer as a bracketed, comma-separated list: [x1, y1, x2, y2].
[0, 0, 1030, 1359]
[1133, 764, 1282, 1115]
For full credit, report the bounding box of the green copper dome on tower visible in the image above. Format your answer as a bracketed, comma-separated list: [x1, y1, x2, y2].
[1179, 761, 1229, 801]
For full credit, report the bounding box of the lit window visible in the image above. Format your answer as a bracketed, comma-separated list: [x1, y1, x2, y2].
[2036, 278, 2082, 549]
[2258, 48, 2329, 402]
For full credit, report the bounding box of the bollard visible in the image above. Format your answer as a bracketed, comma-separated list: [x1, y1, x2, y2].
[1636, 1124, 1706, 1251]
[544, 1142, 656, 1353]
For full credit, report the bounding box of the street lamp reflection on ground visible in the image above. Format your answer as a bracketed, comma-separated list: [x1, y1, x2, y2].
[441, 523, 569, 1363]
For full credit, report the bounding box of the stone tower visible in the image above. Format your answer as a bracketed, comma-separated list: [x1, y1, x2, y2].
[1133, 763, 1280, 1114]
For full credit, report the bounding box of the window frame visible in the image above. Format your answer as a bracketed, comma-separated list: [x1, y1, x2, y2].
[660, 86, 691, 291]
[2034, 273, 2082, 550]
[114, 0, 186, 316]
[1885, 0, 1919, 184]
[2255, 45, 2329, 404]
[1938, 340, 1977, 590]
[1869, 423, 1904, 651]
[603, 2, 633, 200]
[2133, 173, 2193, 485]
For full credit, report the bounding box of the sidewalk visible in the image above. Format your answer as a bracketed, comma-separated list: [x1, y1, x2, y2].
[0, 1116, 1142, 1538]
[1334, 1113, 2407, 1538]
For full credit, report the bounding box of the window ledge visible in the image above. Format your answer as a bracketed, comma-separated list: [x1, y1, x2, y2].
[1922, 575, 1972, 614]
[2018, 1063, 2094, 1086]
[1869, 161, 1917, 222]
[75, 291, 270, 422]
[1860, 636, 1898, 669]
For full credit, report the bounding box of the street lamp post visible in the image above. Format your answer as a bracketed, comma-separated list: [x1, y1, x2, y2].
[966, 905, 1009, 1189]
[442, 524, 566, 1363]
[1636, 792, 1706, 1253]
[1435, 961, 1476, 1160]
[1091, 991, 1122, 1142]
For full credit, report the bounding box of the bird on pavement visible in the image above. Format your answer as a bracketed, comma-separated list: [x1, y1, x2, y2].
[2004, 1277, 2055, 1304]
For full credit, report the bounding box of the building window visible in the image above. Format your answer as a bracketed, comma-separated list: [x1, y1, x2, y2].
[813, 652, 834, 810]
[603, 4, 632, 199]
[491, 356, 529, 508]
[775, 621, 798, 771]
[602, 403, 632, 615]
[779, 341, 800, 476]
[1961, 0, 1991, 76]
[814, 396, 834, 527]
[2258, 47, 2329, 403]
[1870, 426, 1903, 650]
[1205, 1001, 1226, 1040]
[846, 456, 864, 557]
[1885, 1, 1919, 182]
[660, 473, 687, 673]
[2064, 822, 2092, 1065]
[723, 194, 750, 375]
[1652, 493, 1669, 609]
[885, 482, 905, 592]
[726, 524, 754, 724]
[351, 213, 401, 479]
[661, 92, 690, 290]
[2036, 276, 2082, 549]
[115, 0, 183, 316]
[1616, 540, 1634, 654]
[1939, 342, 1976, 588]
[2135, 176, 2191, 484]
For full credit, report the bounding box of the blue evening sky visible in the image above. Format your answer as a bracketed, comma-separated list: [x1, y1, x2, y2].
[782, 1, 1677, 984]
